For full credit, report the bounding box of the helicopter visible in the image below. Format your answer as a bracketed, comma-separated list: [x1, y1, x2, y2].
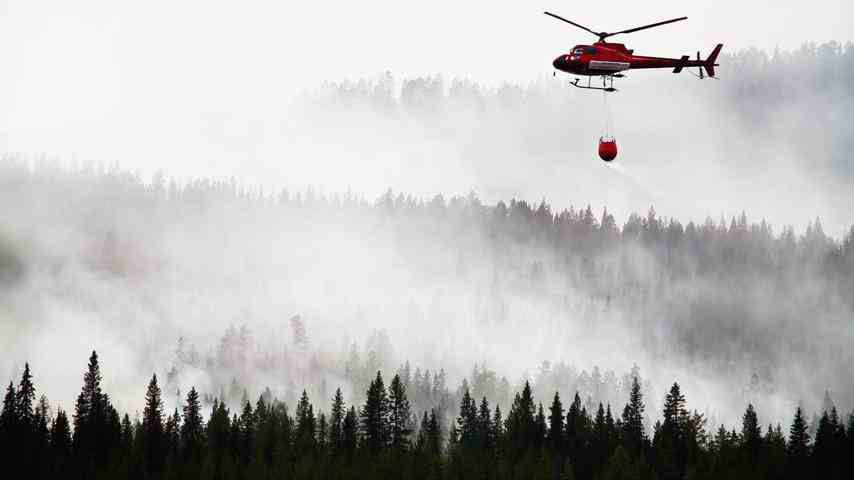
[545, 12, 723, 92]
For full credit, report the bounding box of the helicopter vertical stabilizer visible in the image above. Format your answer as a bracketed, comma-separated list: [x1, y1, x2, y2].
[704, 44, 723, 77]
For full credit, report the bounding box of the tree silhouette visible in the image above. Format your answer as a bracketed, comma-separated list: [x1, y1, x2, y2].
[360, 371, 389, 453]
[141, 374, 165, 475]
[180, 386, 204, 460]
[787, 406, 811, 479]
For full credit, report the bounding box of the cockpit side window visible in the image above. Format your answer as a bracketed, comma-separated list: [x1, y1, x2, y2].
[585, 47, 597, 55]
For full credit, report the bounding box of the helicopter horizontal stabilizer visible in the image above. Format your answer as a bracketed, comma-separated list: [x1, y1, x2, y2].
[672, 55, 690, 73]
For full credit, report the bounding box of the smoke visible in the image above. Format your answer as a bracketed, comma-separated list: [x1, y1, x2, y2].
[2, 44, 854, 431]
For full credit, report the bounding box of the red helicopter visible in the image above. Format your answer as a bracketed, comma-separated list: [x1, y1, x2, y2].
[545, 12, 723, 92]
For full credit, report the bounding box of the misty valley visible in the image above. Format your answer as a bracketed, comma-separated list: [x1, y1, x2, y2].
[1, 156, 852, 479]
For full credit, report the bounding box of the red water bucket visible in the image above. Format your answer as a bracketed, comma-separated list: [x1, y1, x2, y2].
[598, 136, 617, 162]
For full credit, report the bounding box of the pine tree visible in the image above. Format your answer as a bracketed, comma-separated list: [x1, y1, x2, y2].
[662, 383, 686, 434]
[51, 409, 72, 454]
[0, 382, 18, 468]
[330, 387, 345, 454]
[593, 402, 610, 469]
[491, 405, 504, 452]
[295, 390, 316, 454]
[813, 408, 842, 479]
[534, 403, 547, 450]
[72, 350, 112, 470]
[317, 412, 328, 451]
[741, 403, 762, 454]
[49, 409, 72, 476]
[548, 392, 565, 454]
[787, 406, 811, 478]
[621, 375, 646, 454]
[238, 400, 256, 464]
[456, 388, 478, 448]
[655, 383, 689, 480]
[180, 386, 204, 460]
[566, 392, 588, 468]
[416, 411, 429, 451]
[427, 409, 442, 456]
[505, 381, 536, 459]
[120, 413, 133, 455]
[605, 404, 616, 452]
[360, 371, 389, 453]
[16, 363, 36, 431]
[342, 406, 358, 456]
[388, 373, 413, 449]
[165, 408, 180, 458]
[33, 395, 51, 465]
[477, 396, 493, 450]
[141, 373, 165, 475]
[206, 400, 231, 470]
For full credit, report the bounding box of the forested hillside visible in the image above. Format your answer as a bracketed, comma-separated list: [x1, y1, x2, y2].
[1, 352, 851, 479]
[1, 158, 852, 422]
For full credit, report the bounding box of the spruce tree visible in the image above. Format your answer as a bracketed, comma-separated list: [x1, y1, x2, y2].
[239, 400, 255, 464]
[505, 381, 536, 459]
[388, 373, 413, 449]
[120, 413, 134, 455]
[16, 363, 36, 431]
[73, 350, 109, 469]
[165, 408, 180, 458]
[360, 371, 389, 453]
[49, 409, 72, 476]
[51, 409, 72, 454]
[456, 388, 478, 448]
[741, 403, 762, 454]
[478, 396, 492, 450]
[330, 387, 345, 454]
[593, 402, 609, 469]
[813, 408, 841, 479]
[33, 395, 51, 462]
[491, 405, 504, 453]
[427, 408, 442, 456]
[605, 404, 616, 452]
[0, 382, 18, 468]
[141, 373, 165, 475]
[621, 375, 646, 454]
[295, 390, 316, 454]
[655, 383, 688, 480]
[317, 412, 328, 451]
[206, 400, 231, 469]
[787, 406, 811, 478]
[342, 406, 358, 456]
[180, 386, 204, 460]
[566, 392, 587, 466]
[548, 392, 564, 454]
[416, 411, 429, 451]
[534, 403, 547, 450]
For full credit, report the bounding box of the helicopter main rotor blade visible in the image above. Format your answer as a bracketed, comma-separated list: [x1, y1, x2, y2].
[543, 12, 601, 37]
[606, 16, 688, 38]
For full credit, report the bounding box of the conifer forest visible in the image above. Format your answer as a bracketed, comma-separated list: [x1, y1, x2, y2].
[1, 151, 853, 478]
[2, 14, 854, 480]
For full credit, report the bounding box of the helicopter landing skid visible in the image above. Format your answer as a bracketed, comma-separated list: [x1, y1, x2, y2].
[571, 77, 618, 93]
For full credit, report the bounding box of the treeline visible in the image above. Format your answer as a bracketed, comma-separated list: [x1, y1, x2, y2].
[2, 352, 852, 480]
